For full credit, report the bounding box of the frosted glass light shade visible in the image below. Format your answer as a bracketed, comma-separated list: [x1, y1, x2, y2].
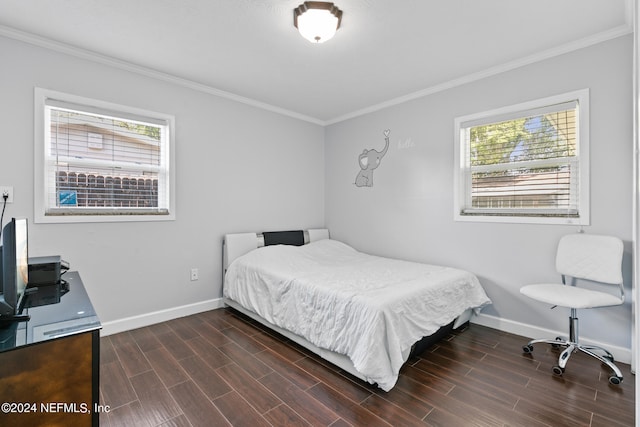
[294, 2, 342, 44]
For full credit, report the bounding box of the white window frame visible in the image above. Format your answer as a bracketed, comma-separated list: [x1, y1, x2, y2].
[453, 89, 590, 225]
[34, 88, 176, 223]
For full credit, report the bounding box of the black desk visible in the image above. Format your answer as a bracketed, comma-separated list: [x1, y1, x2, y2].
[0, 272, 101, 427]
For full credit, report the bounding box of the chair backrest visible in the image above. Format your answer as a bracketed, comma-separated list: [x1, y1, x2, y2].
[555, 233, 624, 285]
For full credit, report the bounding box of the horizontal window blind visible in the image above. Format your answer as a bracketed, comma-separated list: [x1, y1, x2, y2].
[455, 90, 588, 223]
[44, 101, 171, 216]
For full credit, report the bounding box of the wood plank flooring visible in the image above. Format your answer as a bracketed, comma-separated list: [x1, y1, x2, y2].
[98, 308, 635, 426]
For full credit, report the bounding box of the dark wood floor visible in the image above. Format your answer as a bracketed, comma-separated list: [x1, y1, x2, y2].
[98, 308, 635, 426]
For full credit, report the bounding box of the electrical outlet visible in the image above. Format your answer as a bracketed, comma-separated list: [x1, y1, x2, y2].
[190, 268, 199, 281]
[0, 186, 14, 203]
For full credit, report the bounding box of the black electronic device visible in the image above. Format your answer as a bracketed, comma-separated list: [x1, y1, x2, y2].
[28, 255, 67, 287]
[0, 218, 31, 323]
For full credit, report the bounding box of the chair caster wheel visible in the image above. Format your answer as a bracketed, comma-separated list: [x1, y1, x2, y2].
[551, 337, 563, 349]
[522, 344, 533, 354]
[609, 375, 623, 385]
[552, 366, 565, 376]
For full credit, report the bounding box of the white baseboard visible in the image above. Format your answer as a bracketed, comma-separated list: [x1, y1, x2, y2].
[100, 298, 225, 336]
[99, 301, 633, 366]
[471, 312, 632, 364]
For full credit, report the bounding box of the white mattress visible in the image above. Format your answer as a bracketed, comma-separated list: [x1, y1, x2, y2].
[223, 239, 491, 391]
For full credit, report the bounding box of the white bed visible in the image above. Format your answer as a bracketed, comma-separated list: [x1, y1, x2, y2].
[222, 229, 491, 391]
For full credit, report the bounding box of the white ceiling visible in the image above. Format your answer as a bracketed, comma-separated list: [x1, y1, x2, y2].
[0, 0, 632, 124]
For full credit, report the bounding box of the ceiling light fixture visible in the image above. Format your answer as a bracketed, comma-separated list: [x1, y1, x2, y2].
[294, 2, 343, 44]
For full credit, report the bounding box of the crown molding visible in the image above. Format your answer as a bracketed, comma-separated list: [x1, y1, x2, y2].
[0, 24, 325, 126]
[325, 22, 633, 125]
[0, 20, 632, 128]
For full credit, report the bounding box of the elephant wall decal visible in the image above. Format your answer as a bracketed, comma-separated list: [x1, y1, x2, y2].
[355, 129, 390, 187]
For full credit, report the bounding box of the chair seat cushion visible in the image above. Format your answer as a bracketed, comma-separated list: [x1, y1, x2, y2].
[520, 284, 623, 308]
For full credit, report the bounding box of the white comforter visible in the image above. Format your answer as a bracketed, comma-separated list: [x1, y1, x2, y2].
[223, 239, 491, 391]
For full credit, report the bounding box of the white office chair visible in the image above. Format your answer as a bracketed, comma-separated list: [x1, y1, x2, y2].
[520, 233, 625, 385]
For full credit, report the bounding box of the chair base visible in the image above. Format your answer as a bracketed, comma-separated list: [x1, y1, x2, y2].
[522, 311, 623, 385]
[523, 337, 623, 385]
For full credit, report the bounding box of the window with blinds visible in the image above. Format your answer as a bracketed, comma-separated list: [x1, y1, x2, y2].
[35, 89, 175, 223]
[453, 89, 589, 224]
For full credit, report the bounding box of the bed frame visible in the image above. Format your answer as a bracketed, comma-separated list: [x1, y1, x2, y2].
[222, 228, 472, 386]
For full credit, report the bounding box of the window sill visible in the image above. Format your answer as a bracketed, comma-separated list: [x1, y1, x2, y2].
[454, 212, 588, 225]
[35, 211, 175, 224]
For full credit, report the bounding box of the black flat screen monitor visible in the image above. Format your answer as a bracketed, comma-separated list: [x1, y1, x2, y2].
[0, 218, 29, 317]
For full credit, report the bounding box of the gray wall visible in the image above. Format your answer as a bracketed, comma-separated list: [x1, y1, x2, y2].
[0, 31, 633, 353]
[325, 35, 633, 350]
[0, 35, 325, 324]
